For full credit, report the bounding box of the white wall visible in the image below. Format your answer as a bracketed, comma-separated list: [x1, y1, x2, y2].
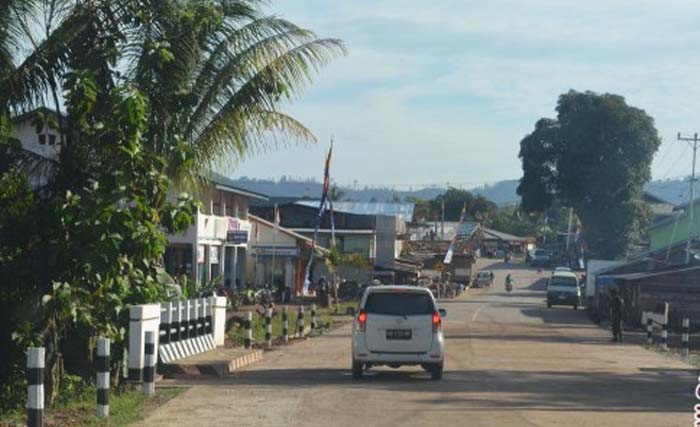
[15, 120, 61, 161]
[374, 215, 397, 269]
[586, 259, 625, 298]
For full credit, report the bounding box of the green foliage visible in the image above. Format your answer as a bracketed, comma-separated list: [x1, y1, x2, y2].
[0, 0, 342, 413]
[488, 203, 573, 243]
[430, 188, 498, 222]
[517, 90, 660, 258]
[325, 245, 372, 275]
[179, 274, 220, 300]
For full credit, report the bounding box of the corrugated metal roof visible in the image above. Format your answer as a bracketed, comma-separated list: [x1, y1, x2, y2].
[483, 228, 533, 242]
[209, 172, 269, 200]
[608, 265, 700, 281]
[295, 201, 415, 222]
[457, 221, 479, 237]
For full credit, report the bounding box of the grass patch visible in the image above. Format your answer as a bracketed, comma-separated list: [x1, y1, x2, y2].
[227, 301, 358, 347]
[0, 385, 184, 427]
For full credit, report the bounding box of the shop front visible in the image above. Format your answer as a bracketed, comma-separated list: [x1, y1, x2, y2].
[247, 214, 328, 296]
[251, 245, 299, 291]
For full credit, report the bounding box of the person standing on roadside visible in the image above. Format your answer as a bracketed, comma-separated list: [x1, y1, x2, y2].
[609, 288, 625, 342]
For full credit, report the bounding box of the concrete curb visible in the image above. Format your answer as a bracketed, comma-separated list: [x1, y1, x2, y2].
[163, 349, 264, 378]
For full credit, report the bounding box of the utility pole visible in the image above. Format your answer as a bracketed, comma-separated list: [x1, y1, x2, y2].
[565, 207, 573, 251]
[678, 132, 699, 264]
[441, 200, 445, 240]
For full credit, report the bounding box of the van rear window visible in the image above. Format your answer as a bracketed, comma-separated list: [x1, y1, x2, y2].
[364, 293, 434, 315]
[550, 277, 578, 287]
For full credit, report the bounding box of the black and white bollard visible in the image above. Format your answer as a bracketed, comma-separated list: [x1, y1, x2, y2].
[297, 306, 305, 338]
[683, 317, 690, 356]
[143, 331, 156, 396]
[661, 320, 668, 351]
[96, 337, 110, 417]
[282, 306, 289, 343]
[311, 304, 317, 336]
[27, 347, 44, 427]
[244, 311, 253, 349]
[646, 318, 653, 345]
[265, 308, 272, 348]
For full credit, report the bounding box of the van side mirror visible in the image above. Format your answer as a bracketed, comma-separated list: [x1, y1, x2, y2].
[346, 307, 356, 317]
[438, 308, 447, 318]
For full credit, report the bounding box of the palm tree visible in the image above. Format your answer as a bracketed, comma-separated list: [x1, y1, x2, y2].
[124, 0, 346, 181]
[1, 0, 345, 182]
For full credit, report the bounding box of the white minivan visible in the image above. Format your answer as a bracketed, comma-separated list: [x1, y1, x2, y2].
[351, 286, 446, 380]
[546, 271, 581, 309]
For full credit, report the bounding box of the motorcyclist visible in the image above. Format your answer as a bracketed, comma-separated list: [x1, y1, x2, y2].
[505, 273, 514, 293]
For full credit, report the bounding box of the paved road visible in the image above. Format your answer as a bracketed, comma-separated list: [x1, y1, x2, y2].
[138, 260, 697, 427]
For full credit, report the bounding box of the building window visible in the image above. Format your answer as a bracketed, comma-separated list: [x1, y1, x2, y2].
[38, 134, 46, 145]
[164, 244, 193, 279]
[212, 202, 221, 215]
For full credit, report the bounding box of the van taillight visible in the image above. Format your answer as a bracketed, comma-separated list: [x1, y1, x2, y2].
[432, 311, 441, 333]
[357, 310, 367, 332]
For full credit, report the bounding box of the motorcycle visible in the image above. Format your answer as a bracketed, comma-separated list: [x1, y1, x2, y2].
[505, 281, 513, 294]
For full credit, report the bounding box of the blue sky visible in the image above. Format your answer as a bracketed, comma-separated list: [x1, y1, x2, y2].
[231, 0, 700, 189]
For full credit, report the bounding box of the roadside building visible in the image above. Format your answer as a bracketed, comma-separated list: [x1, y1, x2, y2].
[481, 228, 535, 255]
[648, 197, 700, 253]
[251, 201, 416, 283]
[164, 173, 268, 287]
[246, 214, 327, 295]
[10, 107, 63, 188]
[402, 221, 482, 283]
[608, 266, 700, 328]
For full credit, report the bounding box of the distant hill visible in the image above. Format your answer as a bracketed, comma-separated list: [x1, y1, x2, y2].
[233, 177, 447, 203]
[231, 176, 690, 207]
[471, 180, 520, 206]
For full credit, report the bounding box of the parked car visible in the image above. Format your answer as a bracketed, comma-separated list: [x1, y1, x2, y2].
[531, 249, 552, 267]
[546, 271, 581, 309]
[351, 286, 446, 380]
[473, 271, 494, 288]
[554, 266, 572, 273]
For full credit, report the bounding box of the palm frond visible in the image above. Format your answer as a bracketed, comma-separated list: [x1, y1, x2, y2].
[189, 36, 344, 144]
[197, 107, 315, 172]
[0, 4, 90, 112]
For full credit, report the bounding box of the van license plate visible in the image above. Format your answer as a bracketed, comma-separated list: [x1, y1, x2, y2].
[386, 329, 412, 340]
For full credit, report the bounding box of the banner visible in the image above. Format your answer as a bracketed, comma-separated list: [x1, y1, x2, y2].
[303, 142, 333, 294]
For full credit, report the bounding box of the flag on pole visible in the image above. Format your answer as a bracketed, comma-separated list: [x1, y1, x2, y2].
[330, 199, 336, 248]
[271, 203, 279, 287]
[303, 142, 333, 295]
[443, 243, 454, 265]
[443, 204, 467, 265]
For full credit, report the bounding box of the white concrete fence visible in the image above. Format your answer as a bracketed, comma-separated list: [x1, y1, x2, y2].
[128, 296, 227, 381]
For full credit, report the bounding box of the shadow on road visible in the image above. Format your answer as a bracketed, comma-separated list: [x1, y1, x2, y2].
[178, 367, 694, 413]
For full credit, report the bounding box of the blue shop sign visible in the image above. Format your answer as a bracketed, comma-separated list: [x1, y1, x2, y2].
[227, 230, 248, 244]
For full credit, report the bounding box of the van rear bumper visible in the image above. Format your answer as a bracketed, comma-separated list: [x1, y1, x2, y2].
[352, 334, 444, 364]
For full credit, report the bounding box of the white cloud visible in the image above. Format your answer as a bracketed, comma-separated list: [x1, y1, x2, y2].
[235, 0, 700, 187]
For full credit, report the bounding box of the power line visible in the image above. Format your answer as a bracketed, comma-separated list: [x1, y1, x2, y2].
[661, 146, 690, 180]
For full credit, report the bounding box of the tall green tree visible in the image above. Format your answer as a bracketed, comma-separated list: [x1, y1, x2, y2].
[0, 0, 343, 412]
[430, 188, 498, 222]
[517, 90, 661, 258]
